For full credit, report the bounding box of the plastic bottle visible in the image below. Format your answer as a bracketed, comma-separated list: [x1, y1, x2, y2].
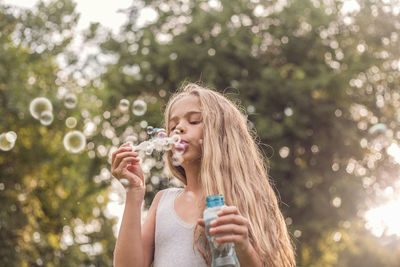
[203, 194, 240, 267]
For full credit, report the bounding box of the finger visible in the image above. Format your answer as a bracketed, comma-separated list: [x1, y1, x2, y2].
[217, 206, 239, 216]
[215, 234, 244, 244]
[119, 172, 143, 188]
[118, 156, 140, 169]
[112, 145, 134, 167]
[114, 157, 140, 177]
[211, 214, 248, 227]
[209, 224, 248, 236]
[113, 151, 139, 170]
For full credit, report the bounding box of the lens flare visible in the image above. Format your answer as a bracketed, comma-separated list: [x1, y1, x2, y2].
[132, 99, 147, 116]
[29, 97, 53, 120]
[39, 110, 54, 126]
[63, 130, 86, 154]
[65, 117, 77, 128]
[64, 93, 77, 109]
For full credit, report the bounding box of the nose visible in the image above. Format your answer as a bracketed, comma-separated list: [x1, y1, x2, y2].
[173, 121, 186, 134]
[173, 128, 183, 134]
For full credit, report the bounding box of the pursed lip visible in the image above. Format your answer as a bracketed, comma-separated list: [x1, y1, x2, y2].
[175, 140, 189, 151]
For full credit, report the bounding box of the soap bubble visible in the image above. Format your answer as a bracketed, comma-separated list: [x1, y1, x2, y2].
[172, 153, 182, 166]
[368, 123, 391, 151]
[146, 126, 154, 135]
[122, 127, 187, 160]
[64, 93, 77, 109]
[65, 117, 77, 128]
[5, 131, 17, 143]
[63, 130, 86, 153]
[368, 123, 387, 135]
[39, 110, 54, 126]
[132, 99, 147, 116]
[174, 143, 185, 155]
[171, 134, 181, 145]
[125, 135, 138, 145]
[119, 99, 130, 112]
[0, 132, 17, 151]
[145, 143, 154, 155]
[29, 97, 53, 120]
[156, 129, 167, 139]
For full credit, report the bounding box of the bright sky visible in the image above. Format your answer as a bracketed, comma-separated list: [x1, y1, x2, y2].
[3, 0, 133, 32]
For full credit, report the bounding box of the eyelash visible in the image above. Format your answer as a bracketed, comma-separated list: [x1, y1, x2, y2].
[170, 121, 201, 131]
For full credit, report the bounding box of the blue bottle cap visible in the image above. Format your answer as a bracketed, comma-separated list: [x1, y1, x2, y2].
[206, 194, 225, 208]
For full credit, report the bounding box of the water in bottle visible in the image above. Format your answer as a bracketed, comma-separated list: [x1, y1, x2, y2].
[203, 194, 240, 267]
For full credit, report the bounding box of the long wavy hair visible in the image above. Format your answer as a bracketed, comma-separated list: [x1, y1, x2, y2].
[163, 83, 296, 267]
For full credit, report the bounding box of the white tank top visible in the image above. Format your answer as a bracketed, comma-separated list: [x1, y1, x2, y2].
[153, 187, 208, 267]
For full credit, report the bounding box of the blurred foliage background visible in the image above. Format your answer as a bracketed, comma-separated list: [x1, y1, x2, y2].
[1, 0, 400, 266]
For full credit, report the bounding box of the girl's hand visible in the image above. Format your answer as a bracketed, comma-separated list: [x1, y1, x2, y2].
[111, 143, 145, 194]
[199, 206, 251, 253]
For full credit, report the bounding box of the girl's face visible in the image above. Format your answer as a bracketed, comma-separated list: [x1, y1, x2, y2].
[168, 95, 203, 166]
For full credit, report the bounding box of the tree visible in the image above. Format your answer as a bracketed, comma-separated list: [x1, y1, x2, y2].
[96, 0, 400, 265]
[0, 1, 116, 265]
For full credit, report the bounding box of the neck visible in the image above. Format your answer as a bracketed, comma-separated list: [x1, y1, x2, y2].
[182, 161, 203, 197]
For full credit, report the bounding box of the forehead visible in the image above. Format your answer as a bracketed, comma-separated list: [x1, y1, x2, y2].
[169, 95, 201, 117]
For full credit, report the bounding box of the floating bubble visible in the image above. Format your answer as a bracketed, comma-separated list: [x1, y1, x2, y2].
[63, 130, 86, 153]
[119, 99, 130, 112]
[64, 93, 77, 109]
[146, 126, 154, 135]
[5, 131, 17, 143]
[145, 143, 154, 155]
[132, 99, 147, 116]
[368, 123, 391, 151]
[171, 134, 181, 145]
[0, 132, 16, 151]
[125, 135, 138, 145]
[174, 143, 186, 155]
[163, 143, 172, 151]
[173, 129, 182, 134]
[156, 131, 167, 139]
[172, 153, 182, 166]
[368, 123, 387, 135]
[65, 117, 77, 128]
[39, 110, 54, 126]
[122, 127, 188, 161]
[29, 97, 53, 120]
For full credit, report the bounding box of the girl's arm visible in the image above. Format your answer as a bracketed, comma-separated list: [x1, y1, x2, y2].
[114, 190, 146, 267]
[235, 242, 263, 267]
[111, 143, 149, 267]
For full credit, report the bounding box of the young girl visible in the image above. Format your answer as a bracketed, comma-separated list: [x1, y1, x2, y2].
[111, 83, 296, 267]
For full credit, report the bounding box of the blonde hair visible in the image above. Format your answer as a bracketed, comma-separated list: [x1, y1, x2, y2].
[163, 83, 296, 267]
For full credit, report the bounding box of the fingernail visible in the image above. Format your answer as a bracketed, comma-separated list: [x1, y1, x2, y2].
[210, 220, 216, 226]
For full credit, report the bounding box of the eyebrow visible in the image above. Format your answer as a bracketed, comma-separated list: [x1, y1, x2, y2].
[169, 111, 202, 122]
